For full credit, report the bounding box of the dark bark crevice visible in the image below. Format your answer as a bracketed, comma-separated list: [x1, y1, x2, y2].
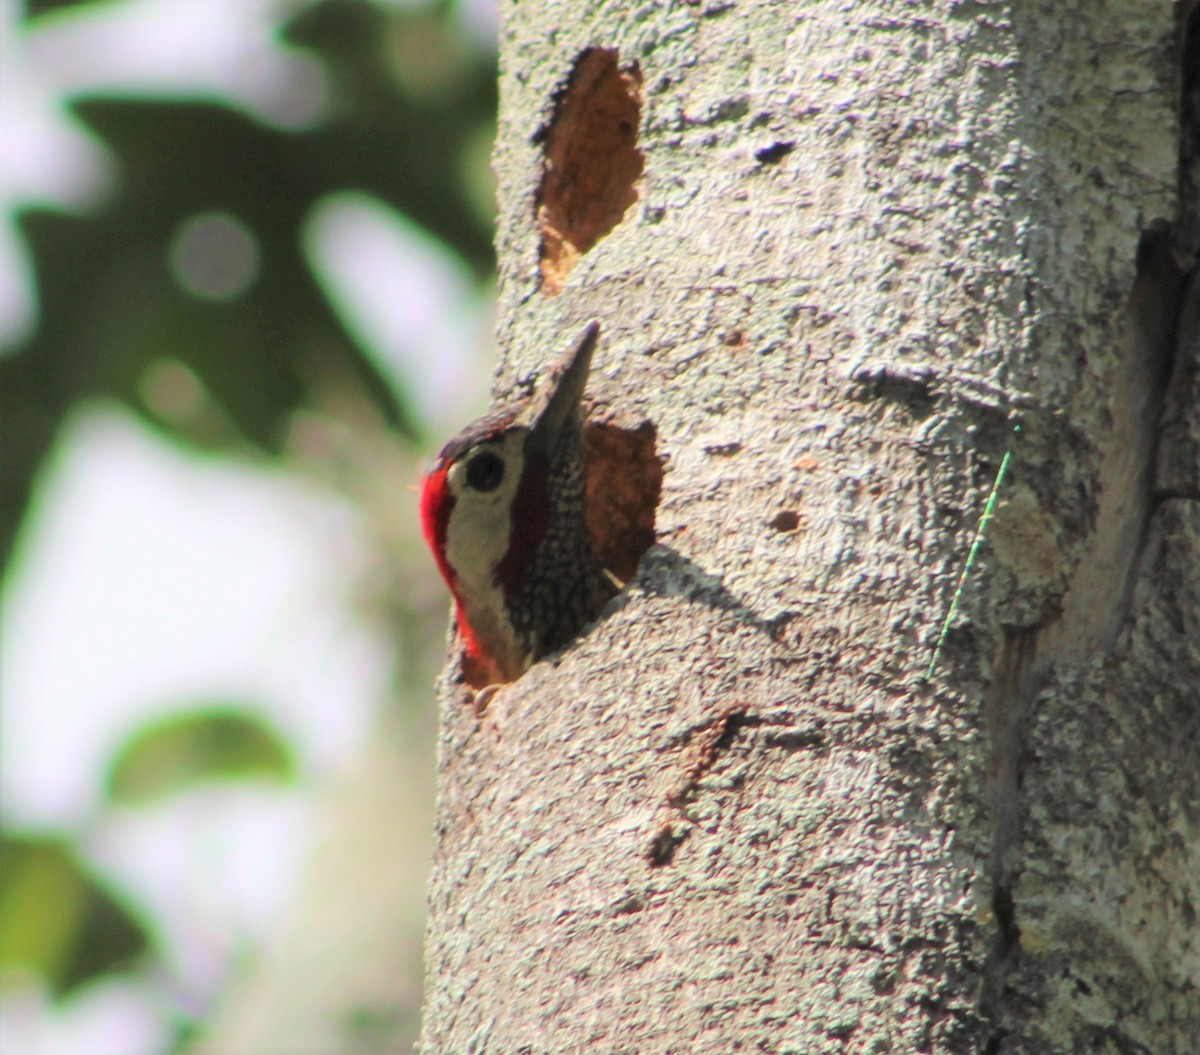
[979, 626, 1039, 1026]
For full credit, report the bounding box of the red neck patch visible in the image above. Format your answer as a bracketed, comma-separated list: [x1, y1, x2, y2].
[419, 464, 487, 666]
[418, 465, 455, 588]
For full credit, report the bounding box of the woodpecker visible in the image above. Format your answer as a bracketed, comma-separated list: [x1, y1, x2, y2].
[419, 322, 619, 686]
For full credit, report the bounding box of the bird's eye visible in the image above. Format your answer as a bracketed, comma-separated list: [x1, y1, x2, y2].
[464, 450, 505, 492]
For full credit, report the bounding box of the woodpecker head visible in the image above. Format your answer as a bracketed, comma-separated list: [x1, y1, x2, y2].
[419, 322, 617, 686]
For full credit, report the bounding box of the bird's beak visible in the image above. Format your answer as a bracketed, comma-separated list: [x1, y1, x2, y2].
[524, 321, 599, 458]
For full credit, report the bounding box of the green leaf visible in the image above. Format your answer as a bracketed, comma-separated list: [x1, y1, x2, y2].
[26, 0, 102, 19]
[0, 835, 149, 996]
[106, 706, 296, 806]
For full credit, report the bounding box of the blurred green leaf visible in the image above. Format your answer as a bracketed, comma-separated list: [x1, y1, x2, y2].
[25, 0, 99, 18]
[106, 707, 296, 806]
[0, 835, 149, 996]
[1, 0, 498, 574]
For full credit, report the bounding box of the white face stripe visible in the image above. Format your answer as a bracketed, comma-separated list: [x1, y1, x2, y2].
[442, 430, 530, 674]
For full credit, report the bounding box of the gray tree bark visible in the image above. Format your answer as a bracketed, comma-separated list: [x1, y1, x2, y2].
[422, 3, 1200, 1053]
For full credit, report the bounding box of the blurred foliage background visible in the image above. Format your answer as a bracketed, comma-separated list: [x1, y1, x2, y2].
[0, 0, 497, 1050]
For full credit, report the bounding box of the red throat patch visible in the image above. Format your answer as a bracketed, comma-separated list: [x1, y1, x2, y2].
[419, 464, 486, 666]
[418, 465, 454, 585]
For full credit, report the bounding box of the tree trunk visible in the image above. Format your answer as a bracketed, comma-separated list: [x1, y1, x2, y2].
[421, 3, 1200, 1053]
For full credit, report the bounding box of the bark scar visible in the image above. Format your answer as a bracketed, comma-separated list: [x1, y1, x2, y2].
[646, 704, 745, 866]
[665, 704, 745, 809]
[977, 225, 1186, 1031]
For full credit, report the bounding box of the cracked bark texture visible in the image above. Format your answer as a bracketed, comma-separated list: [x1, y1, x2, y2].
[421, 3, 1200, 1053]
